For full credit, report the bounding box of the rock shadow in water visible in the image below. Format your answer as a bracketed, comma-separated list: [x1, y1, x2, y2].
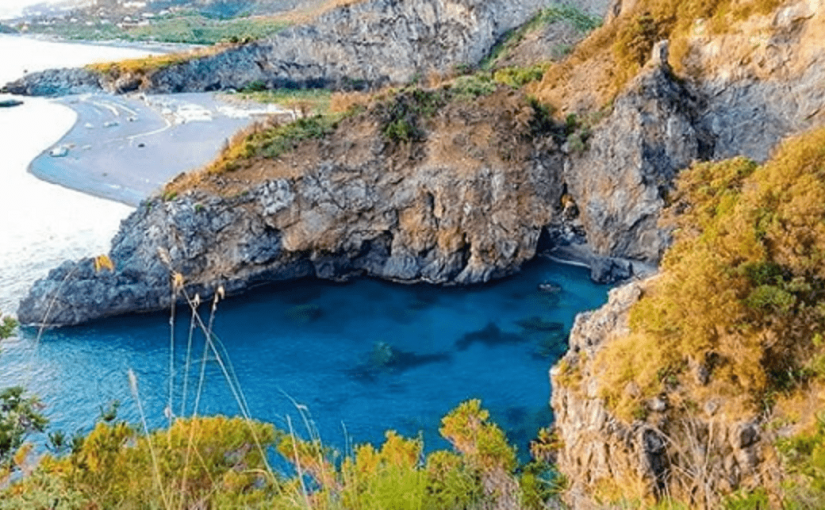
[282, 283, 324, 305]
[407, 286, 441, 311]
[454, 322, 526, 350]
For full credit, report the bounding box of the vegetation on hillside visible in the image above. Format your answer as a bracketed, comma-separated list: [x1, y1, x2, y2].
[0, 314, 49, 486]
[163, 73, 565, 197]
[581, 126, 825, 506]
[88, 49, 213, 78]
[232, 86, 333, 116]
[481, 3, 602, 70]
[73, 0, 368, 81]
[529, 0, 784, 112]
[0, 401, 563, 509]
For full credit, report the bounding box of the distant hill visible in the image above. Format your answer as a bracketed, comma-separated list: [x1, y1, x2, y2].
[12, 0, 356, 45]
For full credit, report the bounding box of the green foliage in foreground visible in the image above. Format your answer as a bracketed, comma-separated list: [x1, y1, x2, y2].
[0, 314, 17, 340]
[0, 400, 560, 509]
[0, 387, 47, 475]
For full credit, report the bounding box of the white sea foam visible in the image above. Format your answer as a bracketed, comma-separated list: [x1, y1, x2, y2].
[0, 35, 159, 315]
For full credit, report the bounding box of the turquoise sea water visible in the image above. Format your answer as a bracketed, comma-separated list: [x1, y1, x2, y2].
[1, 260, 607, 454]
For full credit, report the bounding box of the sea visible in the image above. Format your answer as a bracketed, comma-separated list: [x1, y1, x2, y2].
[0, 35, 609, 455]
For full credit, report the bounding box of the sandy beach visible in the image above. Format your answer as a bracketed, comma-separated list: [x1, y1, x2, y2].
[31, 92, 292, 205]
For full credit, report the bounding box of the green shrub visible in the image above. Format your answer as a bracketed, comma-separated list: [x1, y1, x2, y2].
[493, 64, 549, 88]
[451, 74, 498, 99]
[0, 315, 16, 340]
[1, 402, 554, 509]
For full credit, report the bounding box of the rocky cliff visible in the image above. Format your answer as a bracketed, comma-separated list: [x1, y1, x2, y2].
[17, 88, 570, 325]
[18, 18, 825, 326]
[17, 46, 711, 327]
[547, 2, 825, 505]
[3, 0, 609, 96]
[552, 281, 778, 508]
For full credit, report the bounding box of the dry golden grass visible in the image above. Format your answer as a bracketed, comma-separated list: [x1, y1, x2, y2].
[594, 127, 825, 423]
[329, 90, 373, 113]
[89, 45, 227, 77]
[528, 0, 787, 114]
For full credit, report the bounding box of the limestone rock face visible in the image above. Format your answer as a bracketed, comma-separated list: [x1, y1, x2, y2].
[3, 0, 593, 96]
[17, 131, 564, 325]
[552, 281, 775, 508]
[564, 57, 703, 262]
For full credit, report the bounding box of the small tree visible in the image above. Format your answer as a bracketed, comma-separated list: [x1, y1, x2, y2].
[0, 313, 48, 479]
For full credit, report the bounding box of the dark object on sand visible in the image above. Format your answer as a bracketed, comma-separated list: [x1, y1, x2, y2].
[0, 99, 23, 108]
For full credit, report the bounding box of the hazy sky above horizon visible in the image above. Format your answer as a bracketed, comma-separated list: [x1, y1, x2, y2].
[0, 0, 73, 20]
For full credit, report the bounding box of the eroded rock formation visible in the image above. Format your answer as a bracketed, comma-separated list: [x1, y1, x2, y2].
[552, 281, 777, 508]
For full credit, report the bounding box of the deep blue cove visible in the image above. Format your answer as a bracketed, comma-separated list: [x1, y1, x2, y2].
[1, 258, 606, 456]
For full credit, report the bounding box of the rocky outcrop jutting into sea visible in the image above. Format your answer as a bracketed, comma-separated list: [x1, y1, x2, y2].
[16, 50, 703, 327]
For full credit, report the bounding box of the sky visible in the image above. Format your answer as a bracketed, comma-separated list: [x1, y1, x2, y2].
[0, 0, 80, 20]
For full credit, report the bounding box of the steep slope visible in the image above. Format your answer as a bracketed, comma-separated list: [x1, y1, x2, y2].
[3, 0, 609, 96]
[544, 0, 825, 506]
[554, 126, 825, 508]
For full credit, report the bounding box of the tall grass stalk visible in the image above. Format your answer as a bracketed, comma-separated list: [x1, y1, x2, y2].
[287, 414, 314, 509]
[129, 369, 171, 510]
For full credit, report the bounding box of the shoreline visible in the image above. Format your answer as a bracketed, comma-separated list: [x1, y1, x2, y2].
[541, 243, 658, 283]
[4, 32, 201, 56]
[28, 91, 291, 206]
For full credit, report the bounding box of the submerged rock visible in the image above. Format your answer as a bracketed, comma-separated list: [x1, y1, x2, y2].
[537, 281, 563, 293]
[285, 303, 323, 323]
[347, 341, 451, 381]
[455, 322, 525, 350]
[516, 316, 564, 333]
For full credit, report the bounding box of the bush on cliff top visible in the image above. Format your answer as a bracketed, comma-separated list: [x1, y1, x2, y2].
[594, 126, 825, 421]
